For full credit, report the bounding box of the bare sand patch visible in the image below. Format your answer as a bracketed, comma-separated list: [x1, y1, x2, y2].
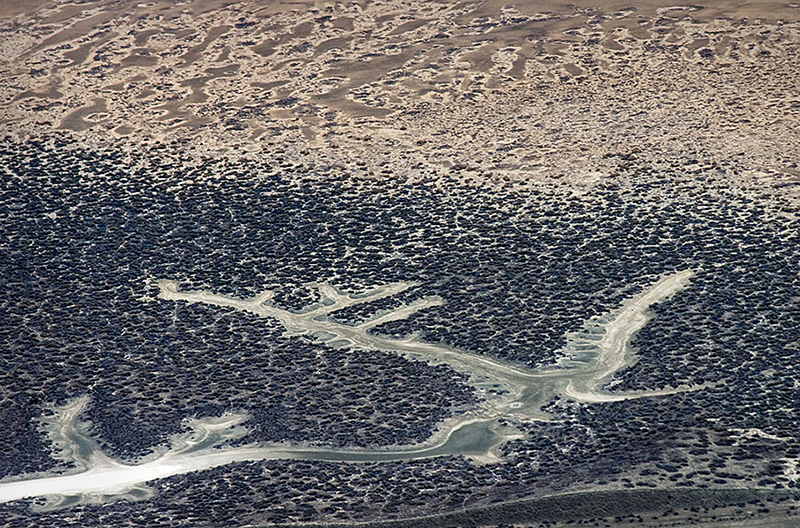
[0, 0, 797, 189]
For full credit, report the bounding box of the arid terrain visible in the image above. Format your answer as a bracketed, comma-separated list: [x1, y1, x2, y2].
[2, 0, 800, 186]
[1, 1, 800, 527]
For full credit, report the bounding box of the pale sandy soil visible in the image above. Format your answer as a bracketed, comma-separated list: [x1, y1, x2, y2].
[0, 0, 798, 193]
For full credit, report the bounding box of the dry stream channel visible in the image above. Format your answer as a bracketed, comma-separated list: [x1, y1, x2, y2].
[0, 270, 704, 509]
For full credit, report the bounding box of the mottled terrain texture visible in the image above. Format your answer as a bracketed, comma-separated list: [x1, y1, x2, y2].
[1, 0, 799, 185]
[1, 0, 800, 526]
[1, 137, 799, 526]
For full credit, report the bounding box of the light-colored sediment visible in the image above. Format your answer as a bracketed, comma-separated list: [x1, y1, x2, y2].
[158, 269, 700, 407]
[1, 0, 798, 193]
[0, 270, 706, 508]
[559, 270, 706, 402]
[0, 399, 523, 509]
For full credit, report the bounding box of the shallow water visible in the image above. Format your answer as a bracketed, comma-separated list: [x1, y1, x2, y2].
[0, 269, 703, 508]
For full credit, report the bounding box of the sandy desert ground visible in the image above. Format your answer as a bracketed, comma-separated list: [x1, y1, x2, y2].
[1, 0, 799, 192]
